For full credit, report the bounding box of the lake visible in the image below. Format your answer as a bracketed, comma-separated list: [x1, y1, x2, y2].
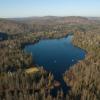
[0, 32, 8, 41]
[24, 35, 86, 96]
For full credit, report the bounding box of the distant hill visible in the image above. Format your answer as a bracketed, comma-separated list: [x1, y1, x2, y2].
[0, 18, 30, 34]
[88, 17, 100, 21]
[0, 16, 99, 34]
[8, 16, 96, 25]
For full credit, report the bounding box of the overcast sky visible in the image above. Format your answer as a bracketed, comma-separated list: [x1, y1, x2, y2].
[0, 0, 100, 18]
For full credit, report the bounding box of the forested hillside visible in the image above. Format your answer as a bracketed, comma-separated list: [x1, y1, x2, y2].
[0, 17, 100, 100]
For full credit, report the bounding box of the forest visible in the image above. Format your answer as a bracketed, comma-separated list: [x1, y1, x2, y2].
[0, 17, 100, 100]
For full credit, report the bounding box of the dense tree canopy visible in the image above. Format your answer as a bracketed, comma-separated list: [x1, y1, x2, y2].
[0, 17, 100, 100]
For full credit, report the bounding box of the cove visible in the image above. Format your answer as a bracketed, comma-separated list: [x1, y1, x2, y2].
[24, 34, 86, 96]
[0, 32, 8, 41]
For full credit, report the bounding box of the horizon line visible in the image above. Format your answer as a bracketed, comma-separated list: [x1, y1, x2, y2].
[0, 15, 100, 19]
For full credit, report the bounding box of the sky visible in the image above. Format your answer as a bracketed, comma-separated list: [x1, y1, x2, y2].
[0, 0, 100, 18]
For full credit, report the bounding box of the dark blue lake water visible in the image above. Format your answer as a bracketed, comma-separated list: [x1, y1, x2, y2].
[0, 32, 8, 41]
[24, 35, 86, 96]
